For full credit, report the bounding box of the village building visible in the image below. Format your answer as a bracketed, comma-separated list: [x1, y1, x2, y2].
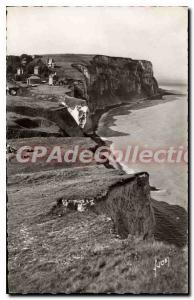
[47, 58, 55, 68]
[16, 67, 23, 76]
[49, 74, 53, 85]
[27, 75, 41, 86]
[34, 66, 39, 75]
[48, 72, 57, 85]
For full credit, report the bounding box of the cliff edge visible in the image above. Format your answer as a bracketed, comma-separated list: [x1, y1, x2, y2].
[72, 55, 159, 131]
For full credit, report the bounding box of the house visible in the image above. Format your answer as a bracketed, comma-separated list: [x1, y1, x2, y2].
[16, 67, 23, 76]
[27, 75, 41, 86]
[49, 74, 53, 85]
[49, 72, 57, 85]
[34, 66, 39, 75]
[47, 58, 55, 68]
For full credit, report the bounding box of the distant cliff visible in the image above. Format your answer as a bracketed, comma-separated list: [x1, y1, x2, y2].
[7, 53, 159, 113]
[7, 54, 160, 138]
[72, 55, 159, 115]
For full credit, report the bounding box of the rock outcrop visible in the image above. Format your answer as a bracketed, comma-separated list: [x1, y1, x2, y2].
[94, 172, 155, 239]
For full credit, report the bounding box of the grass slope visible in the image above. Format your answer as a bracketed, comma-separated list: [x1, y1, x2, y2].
[8, 209, 188, 294]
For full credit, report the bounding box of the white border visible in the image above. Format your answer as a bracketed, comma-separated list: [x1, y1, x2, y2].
[0, 0, 192, 299]
[4, 0, 194, 7]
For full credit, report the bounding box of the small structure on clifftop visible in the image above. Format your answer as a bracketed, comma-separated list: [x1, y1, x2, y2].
[16, 67, 23, 76]
[27, 75, 41, 86]
[47, 58, 55, 68]
[34, 66, 39, 75]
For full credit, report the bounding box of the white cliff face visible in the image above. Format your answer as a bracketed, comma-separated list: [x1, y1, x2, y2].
[67, 106, 80, 125]
[83, 68, 90, 81]
[60, 100, 88, 129]
[77, 105, 88, 128]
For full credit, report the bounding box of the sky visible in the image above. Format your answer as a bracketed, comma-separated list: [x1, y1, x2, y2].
[6, 6, 188, 83]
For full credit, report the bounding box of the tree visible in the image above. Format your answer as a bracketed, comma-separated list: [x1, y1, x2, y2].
[6, 55, 20, 77]
[20, 54, 33, 64]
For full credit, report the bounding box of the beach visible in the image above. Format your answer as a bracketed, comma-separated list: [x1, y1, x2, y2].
[97, 86, 188, 208]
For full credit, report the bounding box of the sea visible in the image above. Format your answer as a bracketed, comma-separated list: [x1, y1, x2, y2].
[97, 85, 188, 209]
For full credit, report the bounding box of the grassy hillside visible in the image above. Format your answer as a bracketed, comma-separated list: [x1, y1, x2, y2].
[8, 207, 188, 294]
[7, 138, 188, 293]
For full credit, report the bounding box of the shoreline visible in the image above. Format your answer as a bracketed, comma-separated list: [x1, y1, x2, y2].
[90, 88, 188, 204]
[94, 91, 188, 209]
[96, 93, 180, 138]
[89, 90, 174, 174]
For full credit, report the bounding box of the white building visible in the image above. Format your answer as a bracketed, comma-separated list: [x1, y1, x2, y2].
[16, 67, 23, 76]
[47, 58, 55, 68]
[34, 66, 39, 75]
[49, 74, 53, 85]
[27, 75, 41, 86]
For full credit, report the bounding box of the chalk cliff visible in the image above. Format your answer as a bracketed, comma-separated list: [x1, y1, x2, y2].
[7, 54, 160, 138]
[72, 55, 159, 116]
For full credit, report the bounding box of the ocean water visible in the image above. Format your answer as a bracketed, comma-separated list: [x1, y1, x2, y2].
[97, 85, 188, 208]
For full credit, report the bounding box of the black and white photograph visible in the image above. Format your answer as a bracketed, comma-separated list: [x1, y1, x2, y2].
[6, 6, 188, 294]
